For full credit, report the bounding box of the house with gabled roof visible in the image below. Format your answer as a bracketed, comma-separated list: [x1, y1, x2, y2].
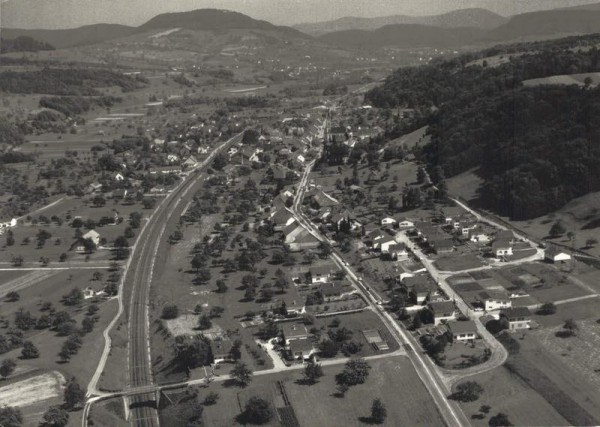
[500, 307, 531, 330]
[428, 301, 456, 325]
[270, 208, 296, 231]
[544, 246, 571, 263]
[448, 320, 478, 342]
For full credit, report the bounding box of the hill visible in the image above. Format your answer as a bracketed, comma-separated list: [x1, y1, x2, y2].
[485, 10, 600, 41]
[1, 24, 137, 49]
[319, 24, 484, 49]
[2, 9, 308, 50]
[295, 8, 507, 36]
[365, 36, 600, 220]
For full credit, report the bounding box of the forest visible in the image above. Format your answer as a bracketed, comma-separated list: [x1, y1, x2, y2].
[0, 68, 147, 96]
[365, 35, 600, 219]
[0, 36, 55, 54]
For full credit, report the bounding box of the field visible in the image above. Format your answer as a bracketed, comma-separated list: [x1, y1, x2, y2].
[497, 332, 600, 426]
[456, 366, 569, 427]
[286, 356, 443, 427]
[523, 72, 600, 87]
[434, 254, 484, 272]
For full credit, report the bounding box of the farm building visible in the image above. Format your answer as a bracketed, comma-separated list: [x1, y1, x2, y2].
[428, 301, 456, 325]
[500, 307, 531, 330]
[544, 246, 572, 263]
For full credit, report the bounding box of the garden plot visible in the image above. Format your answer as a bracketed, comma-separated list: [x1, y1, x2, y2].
[0, 371, 65, 408]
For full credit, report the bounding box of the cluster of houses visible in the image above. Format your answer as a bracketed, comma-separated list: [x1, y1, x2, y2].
[0, 218, 17, 235]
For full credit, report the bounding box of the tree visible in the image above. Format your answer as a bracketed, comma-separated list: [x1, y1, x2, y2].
[336, 358, 371, 388]
[242, 396, 272, 424]
[216, 280, 228, 293]
[231, 361, 252, 387]
[14, 309, 35, 331]
[319, 339, 340, 357]
[586, 237, 599, 248]
[0, 406, 22, 427]
[549, 221, 566, 237]
[449, 381, 484, 402]
[563, 318, 578, 336]
[191, 253, 207, 273]
[43, 406, 69, 427]
[62, 288, 83, 306]
[5, 291, 19, 302]
[92, 195, 106, 207]
[537, 302, 556, 315]
[21, 341, 39, 359]
[5, 230, 14, 246]
[489, 412, 513, 427]
[0, 358, 16, 379]
[174, 335, 212, 370]
[11, 255, 23, 267]
[197, 268, 211, 283]
[303, 361, 324, 384]
[161, 305, 179, 320]
[212, 153, 227, 170]
[197, 315, 212, 330]
[204, 391, 220, 405]
[371, 398, 387, 424]
[63, 377, 85, 409]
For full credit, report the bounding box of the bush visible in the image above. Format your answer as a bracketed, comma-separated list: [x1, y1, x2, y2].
[449, 381, 484, 402]
[161, 305, 179, 320]
[537, 302, 556, 315]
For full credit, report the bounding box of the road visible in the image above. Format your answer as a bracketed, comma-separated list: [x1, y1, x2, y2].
[290, 149, 470, 427]
[83, 132, 243, 427]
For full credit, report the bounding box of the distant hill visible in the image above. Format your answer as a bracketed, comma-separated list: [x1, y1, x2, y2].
[485, 10, 600, 41]
[557, 2, 600, 11]
[2, 9, 307, 50]
[2, 24, 137, 49]
[319, 24, 485, 49]
[295, 8, 507, 36]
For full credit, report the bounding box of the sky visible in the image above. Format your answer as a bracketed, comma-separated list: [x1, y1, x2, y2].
[1, 0, 598, 29]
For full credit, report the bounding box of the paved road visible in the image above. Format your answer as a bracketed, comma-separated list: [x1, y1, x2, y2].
[290, 155, 470, 426]
[83, 133, 243, 427]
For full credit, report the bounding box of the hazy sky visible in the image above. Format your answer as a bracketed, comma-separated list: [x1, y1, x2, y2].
[1, 0, 598, 29]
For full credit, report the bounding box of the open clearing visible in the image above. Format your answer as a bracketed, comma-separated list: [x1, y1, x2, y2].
[523, 72, 600, 87]
[0, 371, 65, 407]
[286, 356, 443, 427]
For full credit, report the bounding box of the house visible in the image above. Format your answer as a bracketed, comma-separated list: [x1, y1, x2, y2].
[284, 224, 320, 252]
[307, 264, 335, 284]
[388, 243, 408, 260]
[475, 290, 511, 311]
[544, 246, 572, 263]
[183, 155, 198, 168]
[492, 240, 513, 257]
[459, 222, 479, 237]
[87, 182, 103, 193]
[500, 307, 531, 330]
[167, 154, 179, 164]
[281, 323, 309, 342]
[319, 283, 345, 301]
[496, 230, 517, 244]
[428, 301, 456, 325]
[83, 230, 100, 246]
[210, 339, 234, 364]
[378, 236, 398, 254]
[380, 217, 397, 227]
[448, 321, 478, 342]
[114, 173, 125, 181]
[288, 338, 316, 360]
[112, 189, 128, 200]
[397, 218, 415, 229]
[149, 166, 181, 175]
[469, 229, 491, 243]
[430, 238, 454, 254]
[271, 208, 296, 231]
[404, 275, 433, 304]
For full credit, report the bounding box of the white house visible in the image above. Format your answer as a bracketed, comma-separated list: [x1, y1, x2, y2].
[397, 218, 415, 229]
[476, 291, 511, 311]
[448, 321, 478, 342]
[492, 240, 513, 257]
[82, 230, 101, 246]
[380, 217, 397, 227]
[114, 173, 125, 181]
[428, 301, 456, 325]
[544, 246, 571, 263]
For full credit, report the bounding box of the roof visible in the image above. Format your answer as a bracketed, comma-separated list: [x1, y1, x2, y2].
[210, 339, 233, 357]
[492, 239, 512, 250]
[431, 239, 454, 250]
[271, 207, 295, 225]
[289, 338, 315, 353]
[500, 307, 531, 319]
[478, 290, 509, 302]
[83, 230, 100, 239]
[428, 301, 456, 315]
[319, 283, 343, 296]
[388, 243, 407, 253]
[448, 320, 478, 335]
[281, 323, 308, 339]
[310, 264, 336, 276]
[545, 246, 570, 257]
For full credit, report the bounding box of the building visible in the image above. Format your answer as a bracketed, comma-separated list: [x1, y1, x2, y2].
[492, 240, 513, 257]
[397, 218, 415, 229]
[428, 301, 456, 325]
[284, 223, 320, 252]
[476, 290, 511, 311]
[378, 236, 399, 254]
[388, 243, 408, 260]
[430, 238, 454, 254]
[281, 323, 309, 342]
[380, 217, 397, 227]
[210, 339, 234, 364]
[319, 283, 345, 301]
[83, 230, 100, 246]
[544, 246, 572, 263]
[448, 320, 478, 342]
[288, 338, 316, 360]
[307, 264, 335, 284]
[500, 307, 531, 330]
[271, 208, 296, 231]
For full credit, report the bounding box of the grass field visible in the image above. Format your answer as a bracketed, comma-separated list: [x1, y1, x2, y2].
[457, 366, 569, 427]
[434, 254, 484, 272]
[286, 356, 443, 427]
